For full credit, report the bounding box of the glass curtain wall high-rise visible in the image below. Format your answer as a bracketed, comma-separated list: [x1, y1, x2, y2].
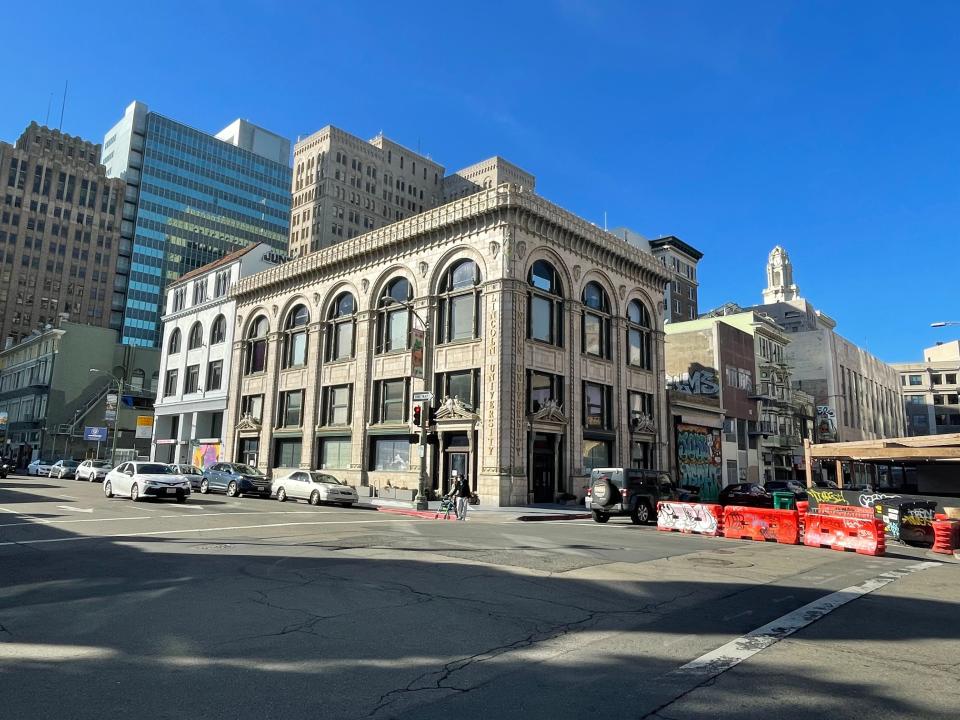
[103, 101, 291, 347]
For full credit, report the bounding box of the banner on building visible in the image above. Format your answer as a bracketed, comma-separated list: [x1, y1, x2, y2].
[105, 393, 118, 425]
[0, 411, 7, 429]
[84, 427, 108, 442]
[135, 415, 154, 439]
[675, 423, 723, 503]
[411, 327, 424, 379]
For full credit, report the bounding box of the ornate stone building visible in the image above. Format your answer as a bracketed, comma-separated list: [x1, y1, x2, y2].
[223, 185, 671, 506]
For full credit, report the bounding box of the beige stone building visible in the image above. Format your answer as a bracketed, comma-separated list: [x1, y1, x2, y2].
[894, 340, 960, 436]
[224, 185, 671, 506]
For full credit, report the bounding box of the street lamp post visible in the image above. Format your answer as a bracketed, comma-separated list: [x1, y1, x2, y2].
[90, 368, 123, 467]
[383, 297, 431, 511]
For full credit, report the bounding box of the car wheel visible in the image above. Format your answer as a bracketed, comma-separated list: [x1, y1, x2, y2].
[631, 501, 653, 525]
[309, 490, 320, 506]
[226, 480, 238, 497]
[130, 483, 140, 502]
[104, 480, 114, 498]
[200, 479, 209, 494]
[592, 510, 610, 523]
[276, 487, 287, 502]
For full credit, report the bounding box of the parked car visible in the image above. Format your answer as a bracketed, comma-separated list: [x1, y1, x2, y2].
[77, 459, 113, 482]
[168, 464, 205, 490]
[200, 462, 271, 498]
[586, 467, 687, 524]
[27, 458, 54, 476]
[50, 460, 81, 479]
[719, 483, 776, 508]
[0, 458, 12, 478]
[272, 470, 359, 506]
[103, 461, 191, 502]
[763, 479, 809, 501]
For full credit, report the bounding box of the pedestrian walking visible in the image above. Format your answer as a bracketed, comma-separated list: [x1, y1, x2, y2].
[451, 471, 471, 521]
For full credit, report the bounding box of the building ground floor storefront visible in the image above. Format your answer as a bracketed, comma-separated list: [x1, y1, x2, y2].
[151, 401, 226, 468]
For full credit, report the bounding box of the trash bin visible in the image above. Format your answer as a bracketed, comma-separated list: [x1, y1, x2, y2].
[772, 492, 795, 510]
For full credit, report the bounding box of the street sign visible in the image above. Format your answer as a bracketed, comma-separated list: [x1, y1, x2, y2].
[84, 427, 108, 442]
[135, 415, 154, 439]
[412, 391, 433, 402]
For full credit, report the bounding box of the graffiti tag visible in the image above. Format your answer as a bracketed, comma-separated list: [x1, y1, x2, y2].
[675, 424, 722, 503]
[658, 502, 719, 535]
[858, 493, 901, 508]
[667, 368, 720, 397]
[808, 488, 847, 505]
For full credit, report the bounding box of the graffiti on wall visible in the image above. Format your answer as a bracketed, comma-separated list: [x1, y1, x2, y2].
[816, 406, 837, 442]
[808, 488, 847, 505]
[675, 423, 722, 502]
[192, 443, 221, 470]
[667, 364, 720, 398]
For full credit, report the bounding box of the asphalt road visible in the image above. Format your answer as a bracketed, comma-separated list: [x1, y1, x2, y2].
[1, 474, 958, 720]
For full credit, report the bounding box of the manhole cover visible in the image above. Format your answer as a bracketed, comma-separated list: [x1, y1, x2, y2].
[686, 557, 734, 567]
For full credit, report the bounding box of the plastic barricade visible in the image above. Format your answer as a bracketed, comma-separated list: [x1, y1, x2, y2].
[817, 503, 874, 520]
[796, 500, 809, 532]
[722, 506, 800, 545]
[657, 501, 724, 537]
[932, 518, 960, 555]
[803, 512, 885, 556]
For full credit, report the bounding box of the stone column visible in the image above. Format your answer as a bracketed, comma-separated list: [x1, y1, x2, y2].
[299, 322, 324, 468]
[350, 309, 376, 480]
[257, 331, 284, 471]
[499, 277, 527, 504]
[611, 315, 628, 467]
[222, 338, 245, 462]
[566, 299, 583, 487]
[477, 279, 511, 505]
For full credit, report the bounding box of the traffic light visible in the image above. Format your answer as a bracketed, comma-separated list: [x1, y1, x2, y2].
[412, 405, 422, 427]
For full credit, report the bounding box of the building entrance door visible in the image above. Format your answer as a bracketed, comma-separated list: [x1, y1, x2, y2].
[531, 432, 557, 503]
[447, 452, 469, 490]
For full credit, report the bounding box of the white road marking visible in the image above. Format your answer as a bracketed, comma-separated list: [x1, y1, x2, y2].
[56, 495, 78, 500]
[0, 517, 416, 547]
[57, 506, 94, 514]
[0, 507, 19, 514]
[673, 561, 941, 681]
[0, 508, 349, 529]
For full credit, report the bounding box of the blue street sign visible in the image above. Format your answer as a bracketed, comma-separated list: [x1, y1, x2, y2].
[84, 427, 108, 442]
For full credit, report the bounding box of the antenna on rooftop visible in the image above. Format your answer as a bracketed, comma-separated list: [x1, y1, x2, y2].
[58, 80, 68, 131]
[44, 93, 53, 126]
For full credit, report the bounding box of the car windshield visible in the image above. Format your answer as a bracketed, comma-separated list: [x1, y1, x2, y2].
[233, 464, 263, 476]
[63, 461, 79, 467]
[92, 461, 111, 468]
[137, 463, 171, 474]
[309, 473, 344, 485]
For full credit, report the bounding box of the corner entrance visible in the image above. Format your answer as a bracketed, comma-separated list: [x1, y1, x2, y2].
[530, 432, 562, 503]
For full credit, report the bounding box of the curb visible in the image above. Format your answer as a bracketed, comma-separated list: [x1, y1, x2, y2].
[375, 507, 457, 521]
[516, 513, 591, 522]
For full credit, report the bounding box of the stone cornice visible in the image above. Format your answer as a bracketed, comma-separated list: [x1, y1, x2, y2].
[233, 185, 672, 301]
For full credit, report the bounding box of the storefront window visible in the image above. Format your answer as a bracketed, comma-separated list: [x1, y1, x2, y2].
[371, 436, 410, 471]
[319, 437, 351, 469]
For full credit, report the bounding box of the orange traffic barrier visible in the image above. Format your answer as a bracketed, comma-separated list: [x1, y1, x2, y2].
[803, 512, 885, 556]
[722, 506, 800, 544]
[796, 500, 809, 532]
[817, 503, 874, 520]
[932, 518, 960, 555]
[657, 501, 723, 536]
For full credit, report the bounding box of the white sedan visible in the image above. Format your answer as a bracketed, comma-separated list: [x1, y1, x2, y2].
[104, 461, 191, 503]
[77, 459, 112, 482]
[27, 459, 54, 476]
[272, 470, 359, 507]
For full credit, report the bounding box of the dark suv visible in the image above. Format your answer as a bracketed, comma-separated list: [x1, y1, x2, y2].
[586, 467, 685, 524]
[200, 462, 272, 498]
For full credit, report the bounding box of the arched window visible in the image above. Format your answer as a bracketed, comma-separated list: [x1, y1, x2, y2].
[437, 259, 480, 343]
[245, 316, 270, 375]
[582, 282, 611, 359]
[376, 277, 411, 353]
[528, 260, 564, 346]
[168, 328, 181, 355]
[326, 292, 356, 361]
[210, 314, 226, 345]
[627, 299, 652, 369]
[283, 304, 310, 368]
[188, 322, 203, 350]
[131, 369, 145, 392]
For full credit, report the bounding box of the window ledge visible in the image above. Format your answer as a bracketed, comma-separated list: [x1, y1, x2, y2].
[437, 337, 481, 348]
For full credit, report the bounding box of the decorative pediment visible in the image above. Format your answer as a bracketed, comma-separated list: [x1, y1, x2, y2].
[434, 396, 478, 421]
[530, 399, 566, 424]
[235, 413, 262, 433]
[631, 413, 656, 434]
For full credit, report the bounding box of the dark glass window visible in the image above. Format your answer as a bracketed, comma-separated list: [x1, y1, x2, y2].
[322, 384, 352, 425]
[168, 328, 181, 354]
[283, 304, 309, 368]
[528, 260, 563, 346]
[374, 378, 408, 423]
[437, 259, 480, 343]
[210, 314, 226, 344]
[584, 382, 611, 429]
[377, 277, 411, 352]
[527, 371, 564, 413]
[279, 390, 304, 427]
[582, 282, 610, 358]
[326, 292, 356, 361]
[188, 322, 203, 350]
[245, 316, 269, 375]
[206, 360, 223, 391]
[626, 300, 652, 369]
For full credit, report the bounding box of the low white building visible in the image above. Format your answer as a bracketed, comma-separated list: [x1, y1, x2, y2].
[151, 243, 282, 465]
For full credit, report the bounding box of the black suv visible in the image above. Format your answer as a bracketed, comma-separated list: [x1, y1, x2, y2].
[587, 467, 685, 524]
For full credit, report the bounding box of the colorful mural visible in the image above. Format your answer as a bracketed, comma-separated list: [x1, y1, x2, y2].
[192, 443, 221, 470]
[675, 423, 722, 502]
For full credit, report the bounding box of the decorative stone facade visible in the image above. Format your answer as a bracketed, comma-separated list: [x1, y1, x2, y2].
[224, 185, 672, 506]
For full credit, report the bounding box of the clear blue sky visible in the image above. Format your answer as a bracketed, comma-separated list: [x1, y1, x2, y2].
[2, 0, 957, 362]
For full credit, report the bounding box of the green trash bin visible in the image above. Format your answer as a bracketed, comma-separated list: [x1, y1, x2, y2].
[772, 491, 795, 510]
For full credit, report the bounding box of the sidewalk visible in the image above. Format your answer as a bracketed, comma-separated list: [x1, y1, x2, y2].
[359, 497, 591, 522]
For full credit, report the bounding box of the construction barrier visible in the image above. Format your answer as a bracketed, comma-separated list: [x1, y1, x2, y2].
[657, 501, 724, 537]
[803, 512, 885, 556]
[796, 500, 809, 532]
[722, 506, 800, 545]
[817, 503, 874, 520]
[932, 516, 960, 555]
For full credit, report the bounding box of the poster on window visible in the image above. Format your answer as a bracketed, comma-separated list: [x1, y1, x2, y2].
[135, 415, 154, 439]
[411, 327, 424, 379]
